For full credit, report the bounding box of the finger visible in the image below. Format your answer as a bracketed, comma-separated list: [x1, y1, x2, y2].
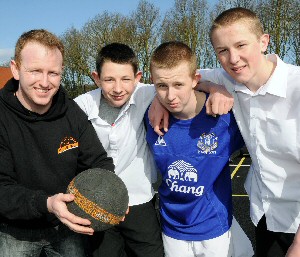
[224, 99, 234, 114]
[223, 102, 230, 114]
[205, 99, 213, 115]
[149, 115, 154, 127]
[148, 105, 155, 126]
[163, 114, 169, 133]
[65, 211, 92, 227]
[206, 100, 217, 117]
[60, 212, 94, 235]
[64, 221, 94, 235]
[211, 101, 221, 115]
[63, 193, 75, 202]
[154, 125, 164, 136]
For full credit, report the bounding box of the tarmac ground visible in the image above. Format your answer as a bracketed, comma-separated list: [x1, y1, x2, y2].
[230, 150, 256, 254]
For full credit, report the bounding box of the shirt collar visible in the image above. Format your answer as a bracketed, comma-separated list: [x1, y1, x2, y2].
[259, 54, 287, 97]
[87, 88, 102, 120]
[118, 85, 139, 115]
[93, 85, 139, 118]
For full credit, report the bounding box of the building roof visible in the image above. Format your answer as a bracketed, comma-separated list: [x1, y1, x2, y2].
[0, 66, 13, 89]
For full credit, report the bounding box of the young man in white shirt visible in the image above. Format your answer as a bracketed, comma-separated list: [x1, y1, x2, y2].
[74, 43, 163, 257]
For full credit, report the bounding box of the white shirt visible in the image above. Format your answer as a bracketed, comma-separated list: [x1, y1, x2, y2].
[74, 83, 157, 206]
[200, 54, 300, 233]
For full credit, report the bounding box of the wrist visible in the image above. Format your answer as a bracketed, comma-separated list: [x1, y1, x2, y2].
[207, 82, 223, 93]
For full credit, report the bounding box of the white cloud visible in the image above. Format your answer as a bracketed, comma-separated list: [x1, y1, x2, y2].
[0, 48, 14, 65]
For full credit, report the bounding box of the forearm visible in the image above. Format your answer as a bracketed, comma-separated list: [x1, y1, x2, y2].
[0, 182, 48, 220]
[197, 81, 224, 94]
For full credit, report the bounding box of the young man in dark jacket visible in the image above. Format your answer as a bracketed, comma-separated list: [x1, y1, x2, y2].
[0, 29, 114, 257]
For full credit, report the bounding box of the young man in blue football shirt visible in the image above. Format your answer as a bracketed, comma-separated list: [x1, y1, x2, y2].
[145, 41, 252, 257]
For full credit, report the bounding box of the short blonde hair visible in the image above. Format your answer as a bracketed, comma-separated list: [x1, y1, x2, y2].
[14, 29, 64, 67]
[150, 41, 197, 77]
[210, 7, 264, 44]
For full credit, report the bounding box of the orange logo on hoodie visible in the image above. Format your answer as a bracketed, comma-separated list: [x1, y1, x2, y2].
[58, 136, 79, 154]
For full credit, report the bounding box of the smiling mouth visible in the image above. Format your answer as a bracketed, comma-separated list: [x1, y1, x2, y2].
[111, 95, 125, 100]
[231, 65, 246, 72]
[35, 88, 50, 93]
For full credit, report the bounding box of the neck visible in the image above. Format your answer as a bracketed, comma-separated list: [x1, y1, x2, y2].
[15, 90, 50, 115]
[246, 55, 276, 92]
[173, 91, 206, 120]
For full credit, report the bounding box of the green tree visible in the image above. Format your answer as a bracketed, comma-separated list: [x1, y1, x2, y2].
[60, 0, 299, 96]
[132, 0, 161, 82]
[60, 27, 92, 98]
[81, 12, 131, 72]
[257, 0, 299, 63]
[161, 0, 215, 68]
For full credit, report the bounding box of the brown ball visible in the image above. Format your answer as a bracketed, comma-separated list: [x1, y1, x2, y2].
[66, 168, 129, 231]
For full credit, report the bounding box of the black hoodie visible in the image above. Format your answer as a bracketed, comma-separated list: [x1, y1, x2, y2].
[0, 78, 114, 228]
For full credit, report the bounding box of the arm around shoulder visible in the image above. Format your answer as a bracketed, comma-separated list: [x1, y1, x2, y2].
[148, 95, 170, 136]
[199, 81, 234, 115]
[197, 68, 234, 115]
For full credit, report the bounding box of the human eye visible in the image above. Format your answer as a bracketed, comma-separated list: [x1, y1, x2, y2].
[29, 70, 42, 76]
[218, 49, 227, 54]
[175, 83, 183, 87]
[156, 83, 167, 88]
[49, 71, 61, 78]
[104, 78, 114, 82]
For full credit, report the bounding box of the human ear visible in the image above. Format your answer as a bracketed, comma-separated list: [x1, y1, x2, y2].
[10, 60, 20, 80]
[260, 34, 270, 53]
[92, 71, 101, 88]
[135, 71, 142, 84]
[192, 73, 201, 89]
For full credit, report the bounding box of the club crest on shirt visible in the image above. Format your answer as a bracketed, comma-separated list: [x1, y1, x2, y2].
[155, 135, 167, 146]
[165, 160, 204, 197]
[197, 133, 218, 154]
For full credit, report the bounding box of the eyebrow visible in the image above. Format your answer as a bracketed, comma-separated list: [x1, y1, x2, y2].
[215, 40, 248, 49]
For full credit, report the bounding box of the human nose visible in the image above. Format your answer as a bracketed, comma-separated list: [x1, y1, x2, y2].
[39, 73, 50, 87]
[113, 80, 122, 93]
[229, 49, 240, 64]
[167, 87, 176, 101]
